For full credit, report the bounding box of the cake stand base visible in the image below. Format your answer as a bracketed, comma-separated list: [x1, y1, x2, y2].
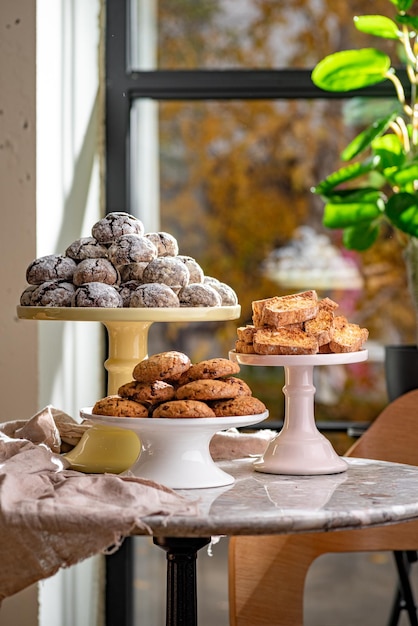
[253, 431, 348, 475]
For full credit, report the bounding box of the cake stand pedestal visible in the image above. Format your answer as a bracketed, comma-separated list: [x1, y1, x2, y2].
[17, 305, 241, 394]
[230, 350, 368, 475]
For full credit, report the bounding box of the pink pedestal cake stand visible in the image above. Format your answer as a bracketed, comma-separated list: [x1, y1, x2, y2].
[230, 350, 368, 475]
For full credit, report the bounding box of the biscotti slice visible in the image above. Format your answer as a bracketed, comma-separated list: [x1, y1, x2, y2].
[253, 327, 319, 355]
[329, 316, 369, 353]
[237, 325, 257, 343]
[235, 340, 256, 354]
[262, 290, 319, 328]
[252, 296, 284, 327]
[304, 307, 335, 347]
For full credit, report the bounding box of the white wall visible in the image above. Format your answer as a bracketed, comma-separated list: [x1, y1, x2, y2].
[0, 0, 105, 624]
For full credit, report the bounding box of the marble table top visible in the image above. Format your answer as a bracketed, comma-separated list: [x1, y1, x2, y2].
[139, 458, 418, 537]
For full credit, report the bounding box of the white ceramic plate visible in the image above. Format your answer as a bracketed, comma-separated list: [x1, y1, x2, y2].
[80, 408, 269, 489]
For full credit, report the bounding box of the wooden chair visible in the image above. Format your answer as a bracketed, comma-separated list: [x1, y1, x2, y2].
[228, 389, 418, 626]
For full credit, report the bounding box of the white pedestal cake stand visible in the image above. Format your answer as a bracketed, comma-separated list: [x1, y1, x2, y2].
[80, 409, 268, 489]
[230, 349, 368, 475]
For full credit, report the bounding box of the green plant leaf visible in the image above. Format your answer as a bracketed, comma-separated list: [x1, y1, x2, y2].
[391, 163, 418, 188]
[385, 192, 418, 236]
[396, 14, 418, 29]
[342, 223, 381, 250]
[389, 0, 414, 11]
[324, 188, 384, 204]
[311, 49, 392, 92]
[313, 157, 381, 196]
[371, 133, 405, 169]
[323, 200, 382, 229]
[341, 112, 398, 161]
[353, 15, 401, 39]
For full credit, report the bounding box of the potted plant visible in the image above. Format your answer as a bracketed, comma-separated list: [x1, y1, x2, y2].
[311, 0, 418, 400]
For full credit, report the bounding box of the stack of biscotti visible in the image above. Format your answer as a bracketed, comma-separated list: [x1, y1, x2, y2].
[235, 290, 368, 356]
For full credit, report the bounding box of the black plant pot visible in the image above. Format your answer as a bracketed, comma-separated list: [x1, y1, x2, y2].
[385, 344, 418, 402]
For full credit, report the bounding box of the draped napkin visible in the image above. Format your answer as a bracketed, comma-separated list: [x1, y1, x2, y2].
[0, 407, 199, 601]
[0, 406, 276, 601]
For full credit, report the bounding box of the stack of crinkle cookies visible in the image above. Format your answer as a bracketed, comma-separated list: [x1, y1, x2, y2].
[235, 290, 369, 355]
[93, 351, 266, 418]
[20, 212, 237, 308]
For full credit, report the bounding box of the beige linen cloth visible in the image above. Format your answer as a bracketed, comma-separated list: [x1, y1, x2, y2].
[0, 406, 275, 601]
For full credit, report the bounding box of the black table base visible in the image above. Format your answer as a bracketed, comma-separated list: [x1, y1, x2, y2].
[154, 536, 211, 626]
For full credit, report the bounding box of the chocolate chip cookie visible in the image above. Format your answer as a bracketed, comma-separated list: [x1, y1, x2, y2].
[92, 395, 149, 417]
[209, 396, 266, 417]
[152, 400, 216, 418]
[176, 377, 252, 401]
[118, 379, 175, 406]
[177, 358, 240, 385]
[132, 351, 191, 383]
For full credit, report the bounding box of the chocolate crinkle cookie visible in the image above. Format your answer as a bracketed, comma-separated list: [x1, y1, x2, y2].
[26, 254, 77, 285]
[91, 212, 144, 244]
[30, 281, 76, 307]
[178, 283, 222, 307]
[20, 284, 38, 306]
[72, 258, 120, 287]
[65, 236, 108, 261]
[177, 255, 204, 283]
[144, 232, 179, 257]
[108, 234, 158, 267]
[118, 280, 143, 307]
[72, 282, 123, 307]
[210, 281, 238, 306]
[119, 261, 149, 283]
[142, 257, 189, 293]
[129, 283, 180, 308]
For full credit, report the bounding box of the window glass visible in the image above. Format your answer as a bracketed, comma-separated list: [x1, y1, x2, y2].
[131, 0, 395, 70]
[130, 98, 412, 425]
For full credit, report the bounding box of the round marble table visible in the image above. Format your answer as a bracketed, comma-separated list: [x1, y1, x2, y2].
[130, 457, 418, 626]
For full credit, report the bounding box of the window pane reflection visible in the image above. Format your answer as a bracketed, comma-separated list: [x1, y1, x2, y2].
[131, 0, 395, 70]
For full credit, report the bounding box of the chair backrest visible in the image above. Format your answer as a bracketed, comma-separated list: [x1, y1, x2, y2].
[345, 388, 418, 465]
[228, 389, 418, 626]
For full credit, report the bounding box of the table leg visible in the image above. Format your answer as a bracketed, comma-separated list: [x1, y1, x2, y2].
[153, 536, 211, 626]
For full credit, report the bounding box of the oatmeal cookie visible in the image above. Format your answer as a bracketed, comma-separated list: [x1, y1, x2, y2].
[30, 280, 76, 307]
[142, 257, 189, 294]
[91, 212, 144, 244]
[108, 234, 157, 267]
[177, 255, 204, 283]
[118, 379, 175, 405]
[178, 283, 222, 307]
[26, 254, 77, 285]
[129, 283, 180, 308]
[132, 351, 191, 383]
[92, 395, 149, 417]
[144, 232, 179, 257]
[72, 283, 123, 307]
[72, 258, 120, 287]
[177, 358, 240, 385]
[209, 396, 266, 417]
[176, 377, 252, 401]
[152, 400, 215, 418]
[65, 236, 108, 261]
